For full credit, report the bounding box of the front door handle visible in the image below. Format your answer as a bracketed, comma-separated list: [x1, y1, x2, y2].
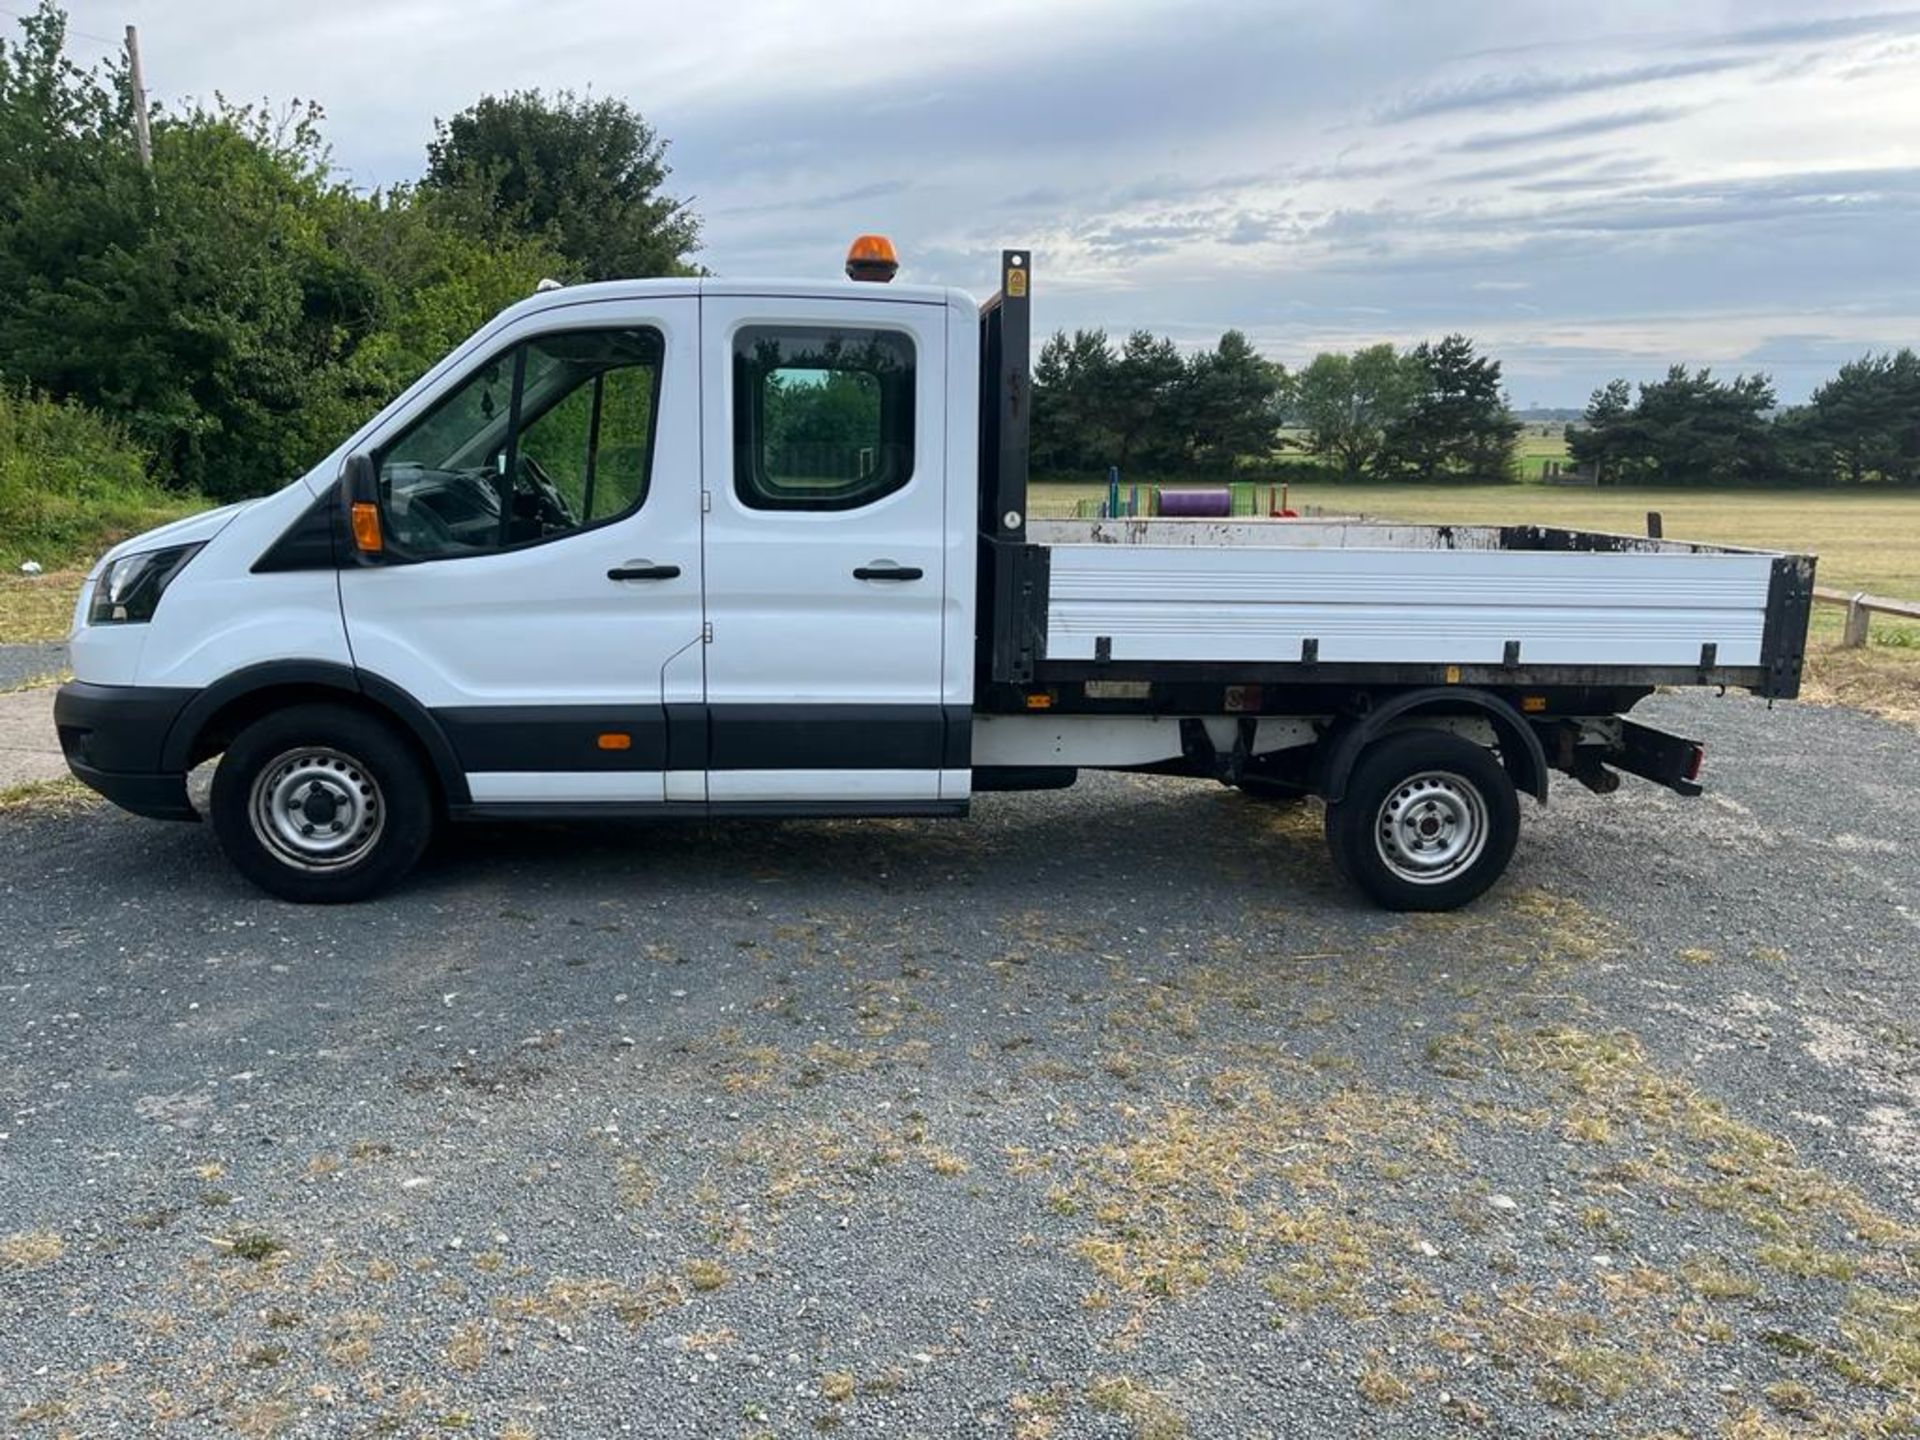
[853, 563, 924, 582]
[608, 561, 681, 581]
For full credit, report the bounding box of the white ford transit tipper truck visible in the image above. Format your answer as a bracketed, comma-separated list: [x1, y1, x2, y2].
[55, 244, 1816, 908]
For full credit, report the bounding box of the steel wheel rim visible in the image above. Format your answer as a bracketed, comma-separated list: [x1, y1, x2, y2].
[1374, 769, 1488, 885]
[248, 747, 384, 871]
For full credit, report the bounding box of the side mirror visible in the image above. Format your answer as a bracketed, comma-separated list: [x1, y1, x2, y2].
[341, 453, 386, 565]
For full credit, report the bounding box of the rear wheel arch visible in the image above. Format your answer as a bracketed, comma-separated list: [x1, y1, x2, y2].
[1318, 687, 1547, 807]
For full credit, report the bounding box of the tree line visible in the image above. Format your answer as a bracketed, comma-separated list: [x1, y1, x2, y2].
[1035, 324, 1920, 488]
[1032, 328, 1521, 483]
[1572, 354, 1920, 487]
[0, 2, 698, 502]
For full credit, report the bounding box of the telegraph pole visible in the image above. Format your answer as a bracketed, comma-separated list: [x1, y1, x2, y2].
[125, 25, 152, 172]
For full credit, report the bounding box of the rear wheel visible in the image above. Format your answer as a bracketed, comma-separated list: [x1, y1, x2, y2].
[1325, 729, 1518, 911]
[210, 704, 435, 903]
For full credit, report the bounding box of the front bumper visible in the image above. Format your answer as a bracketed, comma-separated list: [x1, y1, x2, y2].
[53, 681, 200, 821]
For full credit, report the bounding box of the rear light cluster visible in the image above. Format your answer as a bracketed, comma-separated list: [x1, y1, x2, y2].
[1685, 744, 1706, 782]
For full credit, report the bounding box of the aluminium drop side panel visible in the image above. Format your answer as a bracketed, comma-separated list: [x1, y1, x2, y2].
[1043, 545, 1777, 668]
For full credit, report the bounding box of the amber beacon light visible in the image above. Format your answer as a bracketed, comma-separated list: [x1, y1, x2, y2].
[845, 234, 899, 283]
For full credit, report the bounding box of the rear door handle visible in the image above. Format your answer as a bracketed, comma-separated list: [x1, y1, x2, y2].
[853, 564, 924, 582]
[608, 561, 681, 581]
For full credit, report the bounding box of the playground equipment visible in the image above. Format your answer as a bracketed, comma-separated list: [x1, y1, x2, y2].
[1089, 473, 1300, 519]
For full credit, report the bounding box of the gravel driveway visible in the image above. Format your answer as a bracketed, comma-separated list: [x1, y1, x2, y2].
[0, 643, 66, 692]
[3, 692, 1917, 1438]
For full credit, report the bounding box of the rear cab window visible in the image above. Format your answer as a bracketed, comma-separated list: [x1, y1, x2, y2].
[731, 325, 915, 511]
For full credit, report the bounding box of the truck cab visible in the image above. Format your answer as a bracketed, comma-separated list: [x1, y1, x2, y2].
[55, 244, 1815, 909]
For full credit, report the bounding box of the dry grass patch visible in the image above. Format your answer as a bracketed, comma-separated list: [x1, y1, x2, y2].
[615, 1157, 658, 1210]
[226, 1396, 297, 1438]
[1411, 886, 1623, 981]
[1057, 1075, 1451, 1309]
[446, 1319, 488, 1372]
[0, 777, 95, 816]
[720, 1113, 979, 1236]
[1680, 1257, 1759, 1301]
[1755, 1242, 1859, 1282]
[1009, 1387, 1069, 1439]
[1356, 1362, 1413, 1407]
[218, 1230, 288, 1264]
[1488, 1020, 1920, 1418]
[1468, 1288, 1668, 1410]
[683, 1258, 728, 1292]
[241, 1341, 288, 1369]
[1802, 636, 1920, 731]
[819, 1371, 856, 1402]
[925, 1146, 970, 1177]
[2, 1228, 64, 1267]
[1085, 1375, 1188, 1440]
[318, 1309, 384, 1368]
[490, 1272, 687, 1330]
[0, 569, 84, 644]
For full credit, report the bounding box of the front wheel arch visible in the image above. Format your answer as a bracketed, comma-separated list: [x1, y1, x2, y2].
[162, 662, 467, 808]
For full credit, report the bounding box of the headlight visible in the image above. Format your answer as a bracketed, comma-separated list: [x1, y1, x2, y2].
[88, 543, 204, 625]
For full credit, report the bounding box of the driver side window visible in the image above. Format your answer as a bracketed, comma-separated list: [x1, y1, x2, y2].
[376, 327, 664, 560]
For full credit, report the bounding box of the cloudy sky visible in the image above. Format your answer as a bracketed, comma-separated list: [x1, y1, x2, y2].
[43, 0, 1920, 406]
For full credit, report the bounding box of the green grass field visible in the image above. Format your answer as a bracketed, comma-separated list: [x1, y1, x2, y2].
[1515, 425, 1572, 479]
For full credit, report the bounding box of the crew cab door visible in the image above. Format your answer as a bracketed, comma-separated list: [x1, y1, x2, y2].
[699, 292, 958, 806]
[340, 297, 704, 805]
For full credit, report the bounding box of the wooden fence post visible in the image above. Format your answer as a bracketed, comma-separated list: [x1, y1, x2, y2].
[1842, 595, 1870, 649]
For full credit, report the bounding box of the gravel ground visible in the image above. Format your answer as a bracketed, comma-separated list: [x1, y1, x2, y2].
[3, 690, 1917, 1438]
[0, 643, 66, 692]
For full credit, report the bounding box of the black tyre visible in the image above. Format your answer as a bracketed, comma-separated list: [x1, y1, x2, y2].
[209, 703, 435, 903]
[1324, 729, 1519, 912]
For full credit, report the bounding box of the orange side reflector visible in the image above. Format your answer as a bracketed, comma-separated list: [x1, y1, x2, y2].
[1521, 695, 1548, 713]
[597, 732, 632, 751]
[350, 502, 383, 553]
[1025, 692, 1053, 710]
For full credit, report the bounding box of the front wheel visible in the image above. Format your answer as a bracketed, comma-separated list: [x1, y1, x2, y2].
[209, 703, 435, 903]
[1325, 729, 1519, 911]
